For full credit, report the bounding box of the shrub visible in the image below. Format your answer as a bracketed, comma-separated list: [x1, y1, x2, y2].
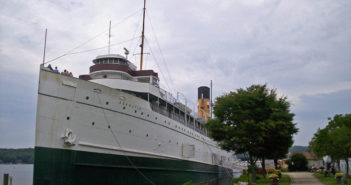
[287, 153, 308, 171]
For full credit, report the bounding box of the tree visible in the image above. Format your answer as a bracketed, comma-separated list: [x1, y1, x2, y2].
[328, 114, 351, 176]
[260, 96, 297, 175]
[309, 114, 351, 174]
[287, 153, 308, 171]
[205, 84, 297, 183]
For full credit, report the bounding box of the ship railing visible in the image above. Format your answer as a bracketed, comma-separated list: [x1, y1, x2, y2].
[159, 88, 177, 104]
[159, 87, 204, 119]
[157, 87, 209, 136]
[150, 101, 209, 136]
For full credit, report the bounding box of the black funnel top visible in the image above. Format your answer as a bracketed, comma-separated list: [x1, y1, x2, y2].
[198, 86, 210, 99]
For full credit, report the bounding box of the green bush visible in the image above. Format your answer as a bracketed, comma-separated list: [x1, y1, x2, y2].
[287, 153, 308, 171]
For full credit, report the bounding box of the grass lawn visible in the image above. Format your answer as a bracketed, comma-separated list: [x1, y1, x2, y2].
[313, 173, 350, 185]
[231, 174, 291, 185]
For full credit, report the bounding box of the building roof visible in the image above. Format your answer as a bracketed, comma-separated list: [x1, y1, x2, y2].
[292, 152, 320, 160]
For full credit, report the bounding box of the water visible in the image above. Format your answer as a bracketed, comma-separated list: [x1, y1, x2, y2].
[0, 164, 33, 185]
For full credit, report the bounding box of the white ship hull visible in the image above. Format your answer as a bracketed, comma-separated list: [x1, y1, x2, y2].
[33, 66, 240, 185]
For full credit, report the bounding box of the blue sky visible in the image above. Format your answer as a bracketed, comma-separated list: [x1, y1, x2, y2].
[0, 0, 350, 148]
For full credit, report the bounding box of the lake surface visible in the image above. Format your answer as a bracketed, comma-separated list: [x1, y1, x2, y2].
[0, 164, 33, 185]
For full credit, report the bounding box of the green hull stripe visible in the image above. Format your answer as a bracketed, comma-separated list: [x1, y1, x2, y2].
[74, 163, 217, 174]
[33, 147, 233, 185]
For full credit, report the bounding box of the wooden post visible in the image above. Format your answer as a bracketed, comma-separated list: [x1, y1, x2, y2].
[3, 174, 9, 185]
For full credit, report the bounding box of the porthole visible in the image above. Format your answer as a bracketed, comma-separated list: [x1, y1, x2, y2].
[123, 106, 126, 110]
[155, 117, 157, 120]
[146, 134, 149, 137]
[147, 114, 149, 117]
[108, 125, 111, 128]
[86, 96, 89, 100]
[135, 110, 137, 113]
[141, 112, 144, 115]
[129, 129, 132, 133]
[66, 116, 70, 120]
[92, 122, 95, 125]
[106, 101, 109, 105]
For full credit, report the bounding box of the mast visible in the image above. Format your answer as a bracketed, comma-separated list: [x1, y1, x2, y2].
[140, 0, 146, 70]
[42, 28, 47, 64]
[210, 80, 213, 119]
[108, 20, 111, 54]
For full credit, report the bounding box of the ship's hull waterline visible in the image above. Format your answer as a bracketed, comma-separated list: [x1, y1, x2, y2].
[33, 147, 233, 185]
[34, 66, 237, 184]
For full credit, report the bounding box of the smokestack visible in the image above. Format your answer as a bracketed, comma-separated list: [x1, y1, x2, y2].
[198, 86, 210, 120]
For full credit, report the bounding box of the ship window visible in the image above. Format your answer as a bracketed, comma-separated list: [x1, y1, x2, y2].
[67, 116, 70, 120]
[123, 106, 126, 109]
[129, 129, 132, 133]
[141, 112, 144, 115]
[92, 122, 95, 125]
[135, 110, 137, 113]
[108, 125, 111, 128]
[106, 101, 109, 105]
[155, 117, 157, 120]
[146, 134, 148, 137]
[86, 96, 89, 100]
[147, 114, 149, 117]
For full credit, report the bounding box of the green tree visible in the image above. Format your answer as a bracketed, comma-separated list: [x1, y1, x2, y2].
[309, 114, 351, 174]
[205, 84, 297, 183]
[287, 153, 308, 171]
[328, 114, 351, 175]
[260, 96, 297, 175]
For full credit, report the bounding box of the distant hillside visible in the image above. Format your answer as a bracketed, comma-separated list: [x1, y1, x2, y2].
[289, 145, 309, 152]
[0, 148, 34, 164]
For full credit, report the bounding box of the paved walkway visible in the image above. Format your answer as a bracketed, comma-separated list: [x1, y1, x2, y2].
[285, 172, 323, 185]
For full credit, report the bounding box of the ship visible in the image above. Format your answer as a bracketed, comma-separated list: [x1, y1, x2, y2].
[33, 2, 241, 185]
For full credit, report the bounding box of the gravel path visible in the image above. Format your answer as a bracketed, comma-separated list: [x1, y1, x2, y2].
[285, 172, 323, 185]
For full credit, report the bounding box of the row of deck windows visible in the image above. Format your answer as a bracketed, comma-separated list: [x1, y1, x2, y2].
[94, 58, 127, 65]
